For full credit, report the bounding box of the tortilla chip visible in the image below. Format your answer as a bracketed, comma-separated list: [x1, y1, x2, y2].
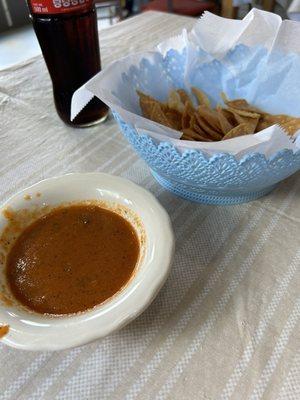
[177, 89, 193, 107]
[189, 115, 205, 134]
[182, 128, 213, 142]
[247, 117, 259, 132]
[182, 112, 191, 130]
[168, 90, 185, 113]
[191, 87, 211, 108]
[227, 106, 260, 119]
[165, 109, 182, 131]
[150, 103, 171, 128]
[139, 100, 155, 119]
[137, 90, 156, 103]
[264, 113, 291, 121]
[260, 113, 292, 124]
[222, 123, 255, 140]
[221, 106, 236, 123]
[256, 114, 292, 132]
[280, 118, 300, 136]
[225, 98, 262, 114]
[137, 90, 159, 119]
[189, 115, 196, 129]
[197, 105, 222, 132]
[256, 121, 272, 132]
[229, 110, 260, 132]
[193, 122, 207, 136]
[216, 106, 234, 134]
[231, 111, 246, 125]
[221, 92, 228, 104]
[194, 112, 223, 140]
[181, 134, 194, 141]
[196, 135, 213, 142]
[182, 102, 195, 130]
[190, 115, 214, 141]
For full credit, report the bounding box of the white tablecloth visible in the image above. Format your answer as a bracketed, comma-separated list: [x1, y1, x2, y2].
[0, 11, 299, 400]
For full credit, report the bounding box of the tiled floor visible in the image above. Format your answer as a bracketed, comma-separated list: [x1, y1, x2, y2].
[0, 25, 40, 70]
[0, 13, 116, 71]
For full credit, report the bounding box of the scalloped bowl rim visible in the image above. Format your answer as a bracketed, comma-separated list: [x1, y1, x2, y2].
[136, 133, 300, 164]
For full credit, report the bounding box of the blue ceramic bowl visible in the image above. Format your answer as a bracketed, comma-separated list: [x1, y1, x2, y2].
[114, 112, 300, 205]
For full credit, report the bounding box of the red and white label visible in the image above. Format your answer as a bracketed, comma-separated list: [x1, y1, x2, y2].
[28, 0, 93, 14]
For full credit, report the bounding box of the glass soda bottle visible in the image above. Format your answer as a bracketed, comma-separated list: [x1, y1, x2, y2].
[26, 0, 108, 127]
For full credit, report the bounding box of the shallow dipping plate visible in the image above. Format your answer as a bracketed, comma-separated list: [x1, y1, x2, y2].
[0, 173, 174, 350]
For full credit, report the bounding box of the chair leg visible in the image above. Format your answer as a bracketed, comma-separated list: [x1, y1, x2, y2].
[109, 5, 113, 24]
[262, 0, 275, 11]
[118, 0, 123, 20]
[221, 0, 238, 18]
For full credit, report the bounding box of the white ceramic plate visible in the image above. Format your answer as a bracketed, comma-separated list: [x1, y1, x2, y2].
[0, 173, 174, 350]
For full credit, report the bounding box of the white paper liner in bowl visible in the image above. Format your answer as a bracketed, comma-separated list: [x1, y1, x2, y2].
[71, 8, 300, 160]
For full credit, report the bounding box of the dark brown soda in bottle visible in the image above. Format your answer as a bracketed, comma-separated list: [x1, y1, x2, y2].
[27, 0, 108, 127]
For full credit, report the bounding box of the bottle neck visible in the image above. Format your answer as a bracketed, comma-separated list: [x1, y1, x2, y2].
[27, 0, 94, 17]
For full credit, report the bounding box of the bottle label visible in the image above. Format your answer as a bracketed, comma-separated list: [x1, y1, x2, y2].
[28, 0, 93, 14]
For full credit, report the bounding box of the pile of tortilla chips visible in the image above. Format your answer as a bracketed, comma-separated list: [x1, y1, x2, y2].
[138, 88, 300, 141]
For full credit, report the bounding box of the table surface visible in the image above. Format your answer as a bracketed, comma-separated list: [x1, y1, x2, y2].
[0, 11, 300, 400]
